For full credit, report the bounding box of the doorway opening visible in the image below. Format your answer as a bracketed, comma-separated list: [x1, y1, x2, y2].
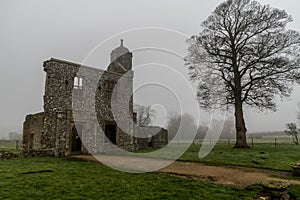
[105, 124, 117, 145]
[71, 125, 83, 153]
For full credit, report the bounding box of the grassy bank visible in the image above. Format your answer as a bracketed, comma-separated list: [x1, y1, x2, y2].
[0, 157, 257, 199]
[179, 143, 300, 171]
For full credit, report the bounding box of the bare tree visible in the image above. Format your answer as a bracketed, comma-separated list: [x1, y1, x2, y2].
[285, 123, 299, 145]
[186, 0, 300, 148]
[134, 104, 156, 126]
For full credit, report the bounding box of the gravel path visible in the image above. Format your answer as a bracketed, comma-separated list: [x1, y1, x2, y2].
[70, 154, 300, 187]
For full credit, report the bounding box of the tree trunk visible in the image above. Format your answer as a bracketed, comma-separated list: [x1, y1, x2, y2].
[234, 97, 249, 148]
[295, 134, 299, 145]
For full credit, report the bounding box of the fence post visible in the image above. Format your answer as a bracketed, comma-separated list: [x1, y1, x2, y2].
[251, 138, 254, 148]
[275, 138, 277, 148]
[16, 140, 19, 150]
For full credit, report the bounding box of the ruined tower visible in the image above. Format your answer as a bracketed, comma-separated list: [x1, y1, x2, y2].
[22, 40, 168, 157]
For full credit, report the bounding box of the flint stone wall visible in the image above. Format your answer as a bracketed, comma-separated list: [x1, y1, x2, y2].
[23, 47, 168, 157]
[136, 126, 168, 149]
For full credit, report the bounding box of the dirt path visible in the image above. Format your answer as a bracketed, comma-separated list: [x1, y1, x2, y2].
[159, 161, 300, 187]
[70, 155, 300, 187]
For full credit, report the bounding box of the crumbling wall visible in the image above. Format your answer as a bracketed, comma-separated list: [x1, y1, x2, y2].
[152, 128, 168, 148]
[22, 112, 45, 152]
[136, 126, 168, 150]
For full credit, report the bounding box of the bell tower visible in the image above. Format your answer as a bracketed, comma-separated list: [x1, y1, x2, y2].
[107, 39, 133, 73]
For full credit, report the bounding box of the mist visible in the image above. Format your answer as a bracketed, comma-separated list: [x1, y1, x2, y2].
[0, 0, 300, 138]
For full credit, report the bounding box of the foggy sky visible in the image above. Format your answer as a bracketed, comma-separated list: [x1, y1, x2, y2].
[0, 0, 300, 138]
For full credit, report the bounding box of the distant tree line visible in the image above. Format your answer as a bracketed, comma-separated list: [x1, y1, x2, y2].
[167, 113, 235, 141]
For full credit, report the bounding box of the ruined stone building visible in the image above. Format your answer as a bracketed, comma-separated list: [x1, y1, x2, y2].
[23, 40, 168, 156]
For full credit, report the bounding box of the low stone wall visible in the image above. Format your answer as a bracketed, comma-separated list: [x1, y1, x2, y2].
[0, 150, 18, 160]
[21, 149, 55, 157]
[136, 126, 168, 150]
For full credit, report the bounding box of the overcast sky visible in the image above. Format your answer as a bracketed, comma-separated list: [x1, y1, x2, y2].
[0, 0, 300, 138]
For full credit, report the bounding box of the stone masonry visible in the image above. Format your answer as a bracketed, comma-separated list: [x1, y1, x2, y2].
[22, 40, 168, 157]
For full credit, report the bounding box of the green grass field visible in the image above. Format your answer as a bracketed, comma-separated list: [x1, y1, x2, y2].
[0, 157, 258, 200]
[136, 142, 300, 171]
[0, 146, 20, 154]
[179, 143, 300, 171]
[1, 142, 300, 199]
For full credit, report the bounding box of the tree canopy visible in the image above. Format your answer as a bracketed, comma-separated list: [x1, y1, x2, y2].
[185, 0, 300, 148]
[186, 0, 300, 111]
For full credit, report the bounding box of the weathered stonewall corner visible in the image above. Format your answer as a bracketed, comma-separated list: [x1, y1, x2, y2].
[22, 40, 168, 157]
